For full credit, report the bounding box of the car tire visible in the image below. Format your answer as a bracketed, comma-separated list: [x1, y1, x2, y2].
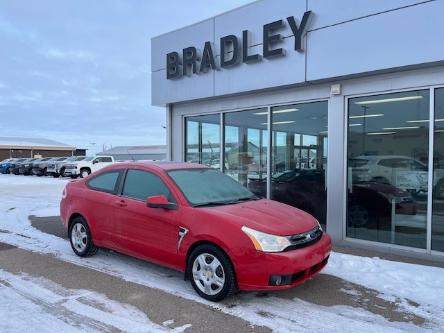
[80, 168, 91, 178]
[59, 167, 65, 177]
[52, 173, 60, 178]
[69, 216, 98, 257]
[348, 204, 374, 227]
[188, 244, 236, 302]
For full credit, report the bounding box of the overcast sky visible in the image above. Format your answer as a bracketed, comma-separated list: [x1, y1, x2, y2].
[0, 0, 254, 154]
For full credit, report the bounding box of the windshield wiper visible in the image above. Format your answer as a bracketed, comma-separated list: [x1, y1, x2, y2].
[193, 196, 259, 207]
[193, 201, 233, 207]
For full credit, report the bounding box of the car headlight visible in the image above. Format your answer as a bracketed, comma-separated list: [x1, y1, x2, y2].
[241, 226, 291, 252]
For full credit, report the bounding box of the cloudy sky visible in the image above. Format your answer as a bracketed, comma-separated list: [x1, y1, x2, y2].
[0, 0, 253, 154]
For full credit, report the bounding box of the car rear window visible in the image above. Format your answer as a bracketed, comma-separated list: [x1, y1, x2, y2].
[87, 171, 120, 193]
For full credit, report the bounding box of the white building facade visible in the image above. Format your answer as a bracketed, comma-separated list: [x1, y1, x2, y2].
[151, 0, 444, 260]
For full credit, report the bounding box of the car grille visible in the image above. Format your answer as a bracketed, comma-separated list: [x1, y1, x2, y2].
[284, 226, 323, 251]
[65, 165, 76, 170]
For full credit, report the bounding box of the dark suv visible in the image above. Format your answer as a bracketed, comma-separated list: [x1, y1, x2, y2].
[9, 158, 28, 175]
[32, 157, 55, 176]
[18, 158, 39, 175]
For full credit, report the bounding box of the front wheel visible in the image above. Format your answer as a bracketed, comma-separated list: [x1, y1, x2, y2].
[69, 216, 98, 257]
[80, 168, 91, 178]
[188, 244, 236, 302]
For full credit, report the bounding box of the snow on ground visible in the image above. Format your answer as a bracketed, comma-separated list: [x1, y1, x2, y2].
[0, 269, 174, 333]
[0, 174, 443, 332]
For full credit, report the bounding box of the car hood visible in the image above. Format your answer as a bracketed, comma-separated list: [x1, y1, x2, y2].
[199, 199, 318, 236]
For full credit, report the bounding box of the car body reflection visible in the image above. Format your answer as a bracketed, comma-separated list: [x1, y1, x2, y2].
[248, 169, 417, 228]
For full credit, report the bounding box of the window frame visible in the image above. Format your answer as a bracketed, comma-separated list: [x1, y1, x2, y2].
[118, 168, 177, 204]
[86, 169, 124, 195]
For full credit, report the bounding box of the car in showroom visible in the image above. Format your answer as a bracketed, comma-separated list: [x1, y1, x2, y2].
[248, 169, 416, 228]
[60, 162, 331, 301]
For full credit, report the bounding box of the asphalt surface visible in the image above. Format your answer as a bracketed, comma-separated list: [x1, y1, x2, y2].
[0, 215, 431, 332]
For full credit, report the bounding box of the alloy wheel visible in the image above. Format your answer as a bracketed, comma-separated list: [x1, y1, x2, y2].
[71, 222, 88, 252]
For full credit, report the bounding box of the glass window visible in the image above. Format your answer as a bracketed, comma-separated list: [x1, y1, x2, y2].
[185, 114, 220, 168]
[432, 88, 444, 252]
[168, 168, 255, 206]
[224, 108, 268, 189]
[88, 171, 120, 193]
[123, 169, 175, 202]
[347, 90, 430, 249]
[95, 157, 113, 163]
[269, 101, 328, 227]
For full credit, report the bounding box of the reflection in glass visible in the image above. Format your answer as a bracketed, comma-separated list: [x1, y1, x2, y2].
[224, 108, 268, 188]
[347, 90, 430, 249]
[185, 114, 220, 168]
[254, 101, 328, 227]
[432, 88, 444, 252]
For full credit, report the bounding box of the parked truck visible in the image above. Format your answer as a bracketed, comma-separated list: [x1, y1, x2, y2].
[62, 156, 114, 178]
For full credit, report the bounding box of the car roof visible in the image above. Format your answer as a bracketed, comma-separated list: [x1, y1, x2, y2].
[108, 161, 208, 171]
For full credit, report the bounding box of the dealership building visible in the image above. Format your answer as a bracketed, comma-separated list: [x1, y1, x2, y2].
[151, 0, 444, 260]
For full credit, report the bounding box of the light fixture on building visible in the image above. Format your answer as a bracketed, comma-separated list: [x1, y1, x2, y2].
[367, 131, 397, 135]
[407, 119, 444, 123]
[355, 96, 423, 105]
[382, 126, 420, 130]
[254, 108, 299, 115]
[349, 123, 363, 127]
[349, 114, 384, 119]
[261, 121, 296, 125]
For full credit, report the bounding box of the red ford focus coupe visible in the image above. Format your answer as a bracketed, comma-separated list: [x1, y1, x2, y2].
[60, 162, 332, 301]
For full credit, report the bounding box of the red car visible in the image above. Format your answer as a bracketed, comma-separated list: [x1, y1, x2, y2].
[60, 162, 332, 301]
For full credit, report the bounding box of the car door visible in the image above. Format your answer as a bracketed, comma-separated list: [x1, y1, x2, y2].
[114, 168, 182, 269]
[84, 170, 124, 248]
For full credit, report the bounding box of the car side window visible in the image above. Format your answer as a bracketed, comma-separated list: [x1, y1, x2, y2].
[87, 171, 120, 193]
[95, 157, 112, 163]
[122, 169, 175, 203]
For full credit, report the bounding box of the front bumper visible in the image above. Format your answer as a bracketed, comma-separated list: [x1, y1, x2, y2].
[236, 233, 332, 291]
[19, 166, 33, 175]
[63, 168, 79, 176]
[32, 167, 45, 175]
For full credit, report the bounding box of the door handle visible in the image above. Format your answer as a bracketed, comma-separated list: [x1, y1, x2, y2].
[114, 199, 127, 207]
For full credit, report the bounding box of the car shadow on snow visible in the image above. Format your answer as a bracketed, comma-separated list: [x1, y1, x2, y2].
[30, 215, 427, 328]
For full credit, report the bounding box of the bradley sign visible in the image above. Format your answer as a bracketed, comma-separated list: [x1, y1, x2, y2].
[166, 11, 313, 80]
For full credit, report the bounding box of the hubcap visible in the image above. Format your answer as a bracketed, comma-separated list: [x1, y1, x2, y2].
[82, 170, 89, 178]
[71, 223, 88, 252]
[192, 253, 225, 296]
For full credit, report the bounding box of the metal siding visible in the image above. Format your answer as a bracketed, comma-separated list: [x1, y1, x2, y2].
[306, 1, 444, 81]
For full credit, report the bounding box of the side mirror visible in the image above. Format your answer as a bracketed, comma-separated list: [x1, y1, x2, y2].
[147, 195, 177, 210]
[93, 160, 98, 164]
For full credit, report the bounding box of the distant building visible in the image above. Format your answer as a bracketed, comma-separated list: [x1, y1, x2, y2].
[97, 145, 166, 161]
[0, 137, 86, 160]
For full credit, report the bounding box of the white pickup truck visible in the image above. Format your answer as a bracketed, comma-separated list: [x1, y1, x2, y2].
[63, 155, 115, 178]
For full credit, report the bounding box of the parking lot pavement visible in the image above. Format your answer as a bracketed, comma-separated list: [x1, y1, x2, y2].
[27, 215, 428, 330]
[0, 242, 269, 333]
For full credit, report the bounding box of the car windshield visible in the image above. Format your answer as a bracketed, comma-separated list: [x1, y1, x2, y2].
[84, 156, 94, 161]
[168, 168, 257, 207]
[75, 156, 86, 161]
